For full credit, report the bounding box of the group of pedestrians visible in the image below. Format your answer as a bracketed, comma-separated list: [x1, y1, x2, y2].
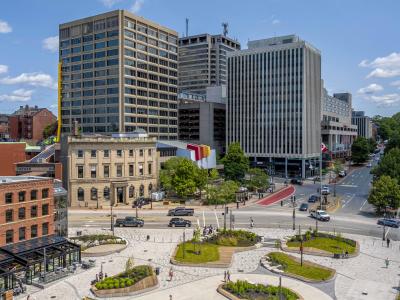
[203, 225, 215, 236]
[223, 270, 231, 282]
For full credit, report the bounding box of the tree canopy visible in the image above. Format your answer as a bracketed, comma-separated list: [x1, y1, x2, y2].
[221, 142, 249, 181]
[351, 137, 369, 164]
[246, 168, 270, 191]
[371, 148, 400, 183]
[368, 175, 400, 214]
[205, 180, 239, 205]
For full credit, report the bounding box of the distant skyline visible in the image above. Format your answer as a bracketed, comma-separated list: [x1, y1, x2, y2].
[0, 0, 399, 117]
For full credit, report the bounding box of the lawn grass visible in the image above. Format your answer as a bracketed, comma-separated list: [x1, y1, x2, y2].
[174, 242, 219, 263]
[286, 237, 355, 254]
[268, 252, 334, 281]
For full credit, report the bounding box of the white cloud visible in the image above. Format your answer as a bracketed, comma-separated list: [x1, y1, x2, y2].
[130, 0, 144, 14]
[0, 20, 12, 33]
[0, 72, 57, 89]
[358, 83, 383, 94]
[363, 93, 400, 106]
[272, 19, 280, 25]
[0, 89, 34, 102]
[0, 65, 8, 74]
[43, 36, 59, 52]
[360, 52, 400, 79]
[390, 80, 400, 87]
[100, 0, 122, 7]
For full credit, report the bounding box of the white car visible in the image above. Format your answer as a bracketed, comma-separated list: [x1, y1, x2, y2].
[367, 163, 372, 168]
[310, 210, 330, 221]
[338, 170, 346, 177]
[321, 186, 330, 195]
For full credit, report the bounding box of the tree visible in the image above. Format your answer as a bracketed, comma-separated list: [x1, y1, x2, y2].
[330, 160, 343, 197]
[371, 148, 400, 183]
[246, 168, 270, 191]
[160, 157, 204, 198]
[204, 180, 239, 205]
[367, 138, 377, 153]
[208, 169, 219, 181]
[351, 137, 369, 164]
[368, 175, 400, 214]
[385, 131, 400, 154]
[221, 142, 249, 181]
[125, 256, 134, 272]
[43, 121, 58, 139]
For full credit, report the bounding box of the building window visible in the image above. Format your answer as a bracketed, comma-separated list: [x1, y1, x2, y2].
[129, 164, 134, 176]
[104, 165, 110, 178]
[42, 188, 49, 199]
[129, 149, 133, 157]
[148, 183, 153, 193]
[91, 165, 97, 178]
[104, 149, 109, 157]
[6, 230, 13, 244]
[129, 185, 134, 198]
[5, 193, 13, 204]
[31, 225, 38, 238]
[19, 227, 26, 241]
[31, 205, 38, 217]
[31, 190, 38, 200]
[42, 223, 49, 235]
[117, 149, 122, 157]
[42, 204, 49, 216]
[148, 163, 152, 175]
[139, 184, 144, 196]
[18, 191, 25, 202]
[139, 163, 144, 176]
[139, 149, 144, 157]
[91, 150, 97, 158]
[91, 188, 98, 200]
[18, 207, 26, 219]
[5, 209, 13, 222]
[78, 188, 84, 201]
[104, 187, 110, 200]
[148, 149, 152, 156]
[77, 150, 84, 158]
[78, 165, 84, 178]
[116, 165, 122, 177]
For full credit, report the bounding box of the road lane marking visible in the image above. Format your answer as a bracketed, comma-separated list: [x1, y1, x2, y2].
[359, 199, 368, 211]
[342, 194, 355, 208]
[340, 184, 358, 187]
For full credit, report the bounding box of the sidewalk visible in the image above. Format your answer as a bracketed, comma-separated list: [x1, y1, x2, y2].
[134, 273, 332, 300]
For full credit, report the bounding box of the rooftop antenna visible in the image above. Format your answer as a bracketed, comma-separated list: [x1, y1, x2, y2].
[222, 22, 228, 36]
[185, 18, 189, 37]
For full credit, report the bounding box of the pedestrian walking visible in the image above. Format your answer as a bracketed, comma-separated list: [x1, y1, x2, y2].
[169, 267, 174, 281]
[26, 295, 30, 300]
[386, 238, 390, 248]
[169, 295, 173, 300]
[224, 270, 227, 282]
[227, 270, 231, 282]
[385, 257, 389, 268]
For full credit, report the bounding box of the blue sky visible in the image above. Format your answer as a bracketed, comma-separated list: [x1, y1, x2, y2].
[0, 0, 399, 116]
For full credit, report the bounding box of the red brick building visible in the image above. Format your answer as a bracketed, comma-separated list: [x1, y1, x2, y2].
[0, 143, 27, 176]
[0, 176, 54, 246]
[9, 105, 56, 142]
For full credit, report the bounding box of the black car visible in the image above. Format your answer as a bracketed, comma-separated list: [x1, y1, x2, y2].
[115, 216, 144, 227]
[132, 197, 152, 208]
[290, 178, 303, 185]
[377, 219, 400, 228]
[299, 203, 309, 211]
[168, 218, 191, 227]
[308, 195, 321, 203]
[167, 207, 194, 216]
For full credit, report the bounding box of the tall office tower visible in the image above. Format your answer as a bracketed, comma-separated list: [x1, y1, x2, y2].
[352, 110, 373, 139]
[178, 34, 240, 95]
[227, 35, 321, 179]
[59, 10, 179, 140]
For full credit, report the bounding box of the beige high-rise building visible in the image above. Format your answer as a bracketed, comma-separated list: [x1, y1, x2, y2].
[59, 10, 178, 140]
[65, 131, 158, 208]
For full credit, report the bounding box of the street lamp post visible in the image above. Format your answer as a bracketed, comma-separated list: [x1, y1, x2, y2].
[292, 196, 296, 230]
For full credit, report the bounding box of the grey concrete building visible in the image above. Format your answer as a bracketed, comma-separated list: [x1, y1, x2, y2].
[59, 10, 179, 140]
[227, 35, 321, 178]
[178, 34, 240, 95]
[178, 86, 226, 154]
[352, 110, 373, 139]
[321, 87, 357, 158]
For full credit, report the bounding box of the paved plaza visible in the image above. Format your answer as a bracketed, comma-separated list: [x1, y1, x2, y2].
[18, 227, 400, 300]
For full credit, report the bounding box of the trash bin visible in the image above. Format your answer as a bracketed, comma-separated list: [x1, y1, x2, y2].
[155, 267, 160, 275]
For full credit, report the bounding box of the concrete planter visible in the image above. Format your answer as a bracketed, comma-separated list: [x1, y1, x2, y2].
[91, 274, 158, 298]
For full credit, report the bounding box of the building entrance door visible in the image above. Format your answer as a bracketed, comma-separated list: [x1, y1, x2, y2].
[117, 187, 124, 203]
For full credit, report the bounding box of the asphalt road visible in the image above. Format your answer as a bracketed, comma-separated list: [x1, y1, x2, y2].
[68, 157, 400, 241]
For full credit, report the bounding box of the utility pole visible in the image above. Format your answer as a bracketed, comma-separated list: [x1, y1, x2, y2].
[223, 203, 227, 231]
[292, 196, 296, 230]
[110, 201, 114, 236]
[183, 231, 186, 259]
[300, 238, 304, 266]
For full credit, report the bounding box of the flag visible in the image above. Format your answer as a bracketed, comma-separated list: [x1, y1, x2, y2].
[321, 143, 328, 153]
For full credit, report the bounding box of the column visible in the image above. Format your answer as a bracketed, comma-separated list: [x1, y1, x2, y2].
[285, 158, 288, 178]
[302, 158, 306, 179]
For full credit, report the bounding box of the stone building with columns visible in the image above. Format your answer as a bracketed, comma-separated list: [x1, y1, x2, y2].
[63, 130, 158, 208]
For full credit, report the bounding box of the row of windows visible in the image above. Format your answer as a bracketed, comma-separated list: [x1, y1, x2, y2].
[5, 204, 49, 222]
[77, 183, 153, 201]
[5, 223, 49, 244]
[4, 189, 49, 204]
[77, 148, 152, 158]
[77, 162, 153, 179]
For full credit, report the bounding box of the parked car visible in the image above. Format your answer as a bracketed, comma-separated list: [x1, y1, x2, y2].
[115, 216, 144, 227]
[168, 218, 191, 227]
[167, 207, 194, 216]
[299, 203, 309, 211]
[377, 219, 400, 228]
[290, 178, 303, 185]
[310, 210, 330, 221]
[321, 186, 330, 195]
[367, 163, 372, 168]
[132, 197, 151, 208]
[338, 170, 347, 177]
[308, 194, 321, 203]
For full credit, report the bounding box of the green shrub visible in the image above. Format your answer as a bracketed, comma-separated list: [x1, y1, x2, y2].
[216, 236, 238, 246]
[120, 282, 125, 288]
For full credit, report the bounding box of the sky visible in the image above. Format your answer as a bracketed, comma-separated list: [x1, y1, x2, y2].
[0, 0, 399, 117]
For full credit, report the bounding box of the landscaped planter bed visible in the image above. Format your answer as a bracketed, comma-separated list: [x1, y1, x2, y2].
[70, 234, 127, 257]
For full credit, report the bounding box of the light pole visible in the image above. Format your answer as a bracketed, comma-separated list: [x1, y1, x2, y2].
[292, 196, 296, 230]
[110, 196, 114, 236]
